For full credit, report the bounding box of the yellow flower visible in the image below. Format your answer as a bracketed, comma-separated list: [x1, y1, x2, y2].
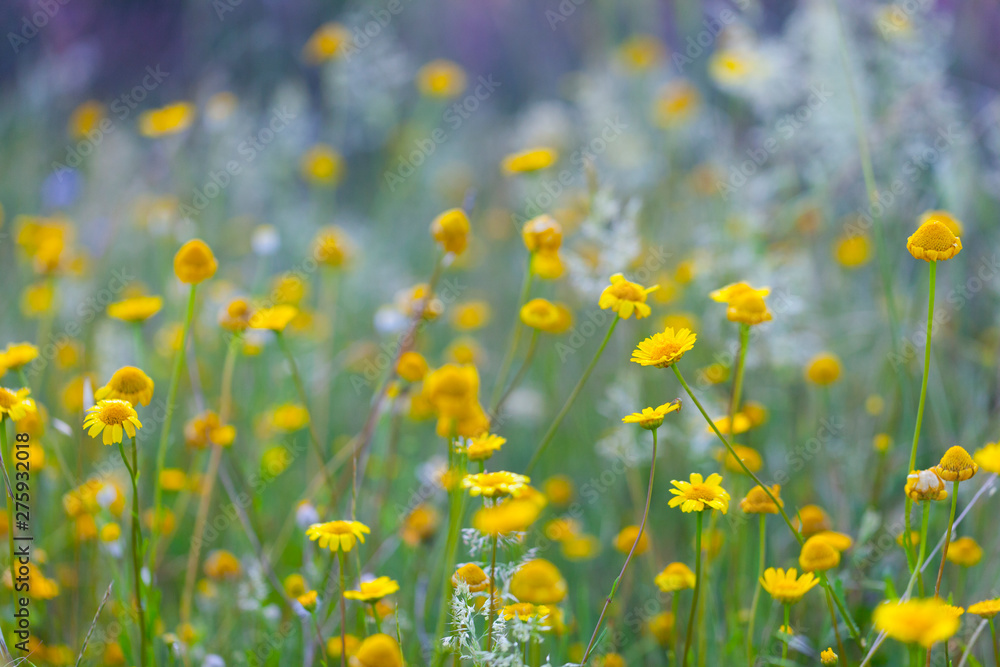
[300, 144, 344, 186]
[416, 59, 467, 98]
[99, 523, 121, 543]
[759, 567, 819, 604]
[472, 498, 541, 535]
[648, 611, 676, 646]
[543, 475, 574, 505]
[798, 535, 841, 572]
[349, 634, 402, 667]
[107, 295, 163, 322]
[654, 80, 700, 127]
[247, 304, 296, 333]
[94, 366, 155, 406]
[159, 469, 187, 492]
[306, 520, 371, 553]
[543, 518, 579, 541]
[710, 282, 772, 325]
[173, 239, 218, 284]
[561, 534, 600, 560]
[519, 299, 572, 333]
[708, 413, 752, 436]
[204, 550, 241, 580]
[805, 352, 842, 385]
[83, 400, 143, 445]
[835, 235, 872, 268]
[668, 472, 730, 514]
[138, 102, 195, 137]
[935, 445, 979, 482]
[919, 210, 963, 237]
[793, 505, 831, 536]
[20, 281, 54, 318]
[462, 432, 506, 461]
[328, 634, 362, 660]
[297, 590, 318, 611]
[269, 403, 310, 432]
[284, 573, 308, 598]
[422, 363, 480, 417]
[344, 576, 400, 602]
[219, 297, 252, 332]
[621, 400, 681, 430]
[905, 469, 948, 502]
[906, 218, 962, 262]
[510, 559, 567, 604]
[618, 33, 664, 70]
[614, 525, 649, 554]
[874, 433, 892, 453]
[971, 442, 1000, 475]
[430, 208, 471, 255]
[873, 598, 961, 648]
[271, 274, 308, 306]
[740, 484, 783, 515]
[452, 563, 491, 593]
[68, 100, 105, 138]
[401, 504, 439, 546]
[945, 536, 982, 567]
[502, 602, 552, 622]
[820, 647, 838, 665]
[866, 394, 886, 415]
[302, 22, 350, 63]
[599, 273, 659, 319]
[716, 444, 762, 474]
[2, 343, 39, 370]
[968, 599, 1000, 619]
[522, 215, 563, 253]
[531, 248, 565, 279]
[502, 147, 558, 174]
[654, 562, 696, 592]
[813, 531, 854, 552]
[451, 301, 491, 331]
[0, 387, 36, 422]
[396, 351, 429, 383]
[185, 410, 235, 448]
[462, 471, 530, 498]
[314, 225, 355, 268]
[631, 327, 697, 369]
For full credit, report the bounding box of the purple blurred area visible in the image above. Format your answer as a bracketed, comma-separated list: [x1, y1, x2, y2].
[2, 0, 1000, 108]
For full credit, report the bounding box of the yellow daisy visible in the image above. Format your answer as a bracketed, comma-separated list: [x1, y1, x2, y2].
[935, 445, 979, 482]
[654, 562, 696, 592]
[462, 471, 530, 498]
[344, 576, 400, 603]
[0, 387, 36, 422]
[94, 367, 155, 406]
[83, 400, 143, 445]
[668, 472, 730, 513]
[631, 328, 697, 368]
[973, 442, 1000, 475]
[249, 305, 299, 332]
[621, 400, 681, 430]
[873, 598, 961, 648]
[906, 219, 962, 262]
[599, 273, 660, 319]
[759, 567, 818, 604]
[107, 296, 163, 322]
[306, 520, 371, 553]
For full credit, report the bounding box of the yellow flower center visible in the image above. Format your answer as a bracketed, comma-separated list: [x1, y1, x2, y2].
[686, 484, 719, 502]
[910, 222, 957, 251]
[98, 402, 134, 425]
[609, 282, 645, 302]
[0, 389, 17, 410]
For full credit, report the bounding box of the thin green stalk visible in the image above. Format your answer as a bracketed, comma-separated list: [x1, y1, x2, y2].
[526, 315, 620, 474]
[150, 283, 197, 575]
[746, 515, 766, 666]
[905, 261, 937, 571]
[581, 427, 658, 665]
[490, 264, 534, 408]
[672, 592, 681, 665]
[782, 604, 790, 662]
[825, 586, 847, 666]
[683, 511, 704, 667]
[118, 436, 148, 667]
[493, 329, 539, 414]
[933, 480, 960, 598]
[432, 465, 467, 666]
[371, 603, 382, 634]
[990, 619, 999, 667]
[916, 501, 931, 597]
[338, 550, 348, 667]
[132, 322, 147, 367]
[730, 324, 749, 424]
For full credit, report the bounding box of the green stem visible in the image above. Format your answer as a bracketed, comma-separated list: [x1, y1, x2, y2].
[683, 511, 704, 667]
[338, 550, 348, 667]
[905, 261, 937, 572]
[132, 322, 147, 367]
[490, 264, 534, 408]
[432, 465, 466, 666]
[916, 501, 931, 597]
[933, 480, 959, 598]
[487, 533, 498, 650]
[672, 592, 682, 665]
[730, 323, 749, 425]
[526, 315, 620, 474]
[493, 329, 539, 415]
[990, 619, 999, 667]
[581, 427, 658, 665]
[150, 283, 197, 575]
[746, 515, 766, 666]
[825, 586, 847, 666]
[118, 436, 148, 667]
[782, 604, 790, 662]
